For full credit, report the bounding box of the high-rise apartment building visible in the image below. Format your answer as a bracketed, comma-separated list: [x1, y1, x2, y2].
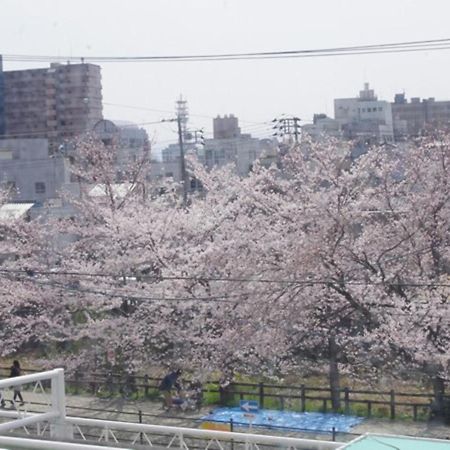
[0, 56, 103, 150]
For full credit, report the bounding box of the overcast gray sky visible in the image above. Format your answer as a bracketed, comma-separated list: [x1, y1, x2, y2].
[2, 0, 450, 152]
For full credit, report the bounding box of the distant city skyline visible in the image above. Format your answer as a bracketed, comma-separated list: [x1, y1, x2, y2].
[2, 0, 450, 152]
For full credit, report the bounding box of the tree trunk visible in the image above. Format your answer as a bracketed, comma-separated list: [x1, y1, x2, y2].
[328, 336, 341, 411]
[431, 376, 446, 419]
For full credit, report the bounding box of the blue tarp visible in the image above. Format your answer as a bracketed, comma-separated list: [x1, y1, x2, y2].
[202, 407, 364, 433]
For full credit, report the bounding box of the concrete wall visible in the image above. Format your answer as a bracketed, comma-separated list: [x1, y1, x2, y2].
[0, 138, 70, 202]
[392, 97, 450, 138]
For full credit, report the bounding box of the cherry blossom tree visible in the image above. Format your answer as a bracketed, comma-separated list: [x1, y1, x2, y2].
[1, 131, 448, 416]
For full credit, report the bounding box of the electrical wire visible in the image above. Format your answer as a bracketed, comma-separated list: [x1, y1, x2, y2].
[0, 272, 246, 304]
[2, 38, 450, 63]
[0, 120, 169, 140]
[0, 268, 448, 288]
[0, 272, 447, 320]
[104, 102, 268, 126]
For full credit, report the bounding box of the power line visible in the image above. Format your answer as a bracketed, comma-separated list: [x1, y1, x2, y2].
[0, 119, 169, 140]
[0, 268, 448, 288]
[0, 272, 246, 304]
[104, 102, 267, 126]
[3, 38, 450, 63]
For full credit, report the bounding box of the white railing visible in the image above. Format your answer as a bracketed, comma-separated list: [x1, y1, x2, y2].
[67, 416, 341, 450]
[0, 369, 341, 450]
[0, 368, 71, 439]
[0, 435, 131, 450]
[0, 411, 341, 450]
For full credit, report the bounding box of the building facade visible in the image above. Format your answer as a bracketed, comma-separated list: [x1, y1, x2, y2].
[157, 115, 278, 181]
[0, 138, 70, 203]
[92, 119, 150, 180]
[392, 93, 450, 139]
[334, 83, 394, 143]
[0, 57, 103, 151]
[213, 114, 241, 139]
[303, 114, 342, 139]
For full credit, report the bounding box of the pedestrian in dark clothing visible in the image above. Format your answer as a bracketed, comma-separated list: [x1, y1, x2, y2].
[10, 360, 24, 405]
[159, 369, 182, 408]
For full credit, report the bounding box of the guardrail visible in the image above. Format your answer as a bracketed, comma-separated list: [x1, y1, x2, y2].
[0, 368, 68, 438]
[0, 409, 341, 450]
[0, 435, 130, 450]
[1, 398, 360, 442]
[0, 366, 442, 421]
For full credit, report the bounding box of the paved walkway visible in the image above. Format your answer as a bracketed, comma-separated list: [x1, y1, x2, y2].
[1, 390, 449, 443]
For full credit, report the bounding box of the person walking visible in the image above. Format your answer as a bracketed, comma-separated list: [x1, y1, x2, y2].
[10, 360, 24, 405]
[159, 369, 182, 409]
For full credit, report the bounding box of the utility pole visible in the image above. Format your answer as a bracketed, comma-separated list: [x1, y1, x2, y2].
[272, 116, 301, 143]
[189, 129, 205, 147]
[185, 128, 204, 192]
[161, 97, 205, 205]
[177, 113, 188, 207]
[176, 96, 189, 207]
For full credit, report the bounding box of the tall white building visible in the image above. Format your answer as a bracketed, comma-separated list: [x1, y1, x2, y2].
[334, 83, 394, 143]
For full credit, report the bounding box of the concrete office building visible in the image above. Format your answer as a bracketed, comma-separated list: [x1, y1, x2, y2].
[0, 56, 102, 151]
[0, 138, 70, 203]
[392, 93, 450, 139]
[201, 134, 265, 176]
[213, 114, 241, 139]
[157, 115, 277, 181]
[334, 83, 394, 143]
[303, 114, 342, 139]
[92, 119, 150, 180]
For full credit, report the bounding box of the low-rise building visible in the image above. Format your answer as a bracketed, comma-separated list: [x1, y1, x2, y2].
[303, 114, 342, 139]
[92, 119, 150, 180]
[157, 115, 278, 181]
[0, 138, 70, 203]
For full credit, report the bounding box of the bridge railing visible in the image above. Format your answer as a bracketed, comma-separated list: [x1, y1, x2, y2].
[0, 368, 69, 438]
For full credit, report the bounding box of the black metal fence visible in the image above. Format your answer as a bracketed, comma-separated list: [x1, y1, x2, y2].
[0, 366, 442, 421]
[2, 398, 358, 443]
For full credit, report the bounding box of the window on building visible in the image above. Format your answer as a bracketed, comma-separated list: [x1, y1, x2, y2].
[35, 182, 46, 194]
[362, 108, 366, 112]
[378, 107, 383, 111]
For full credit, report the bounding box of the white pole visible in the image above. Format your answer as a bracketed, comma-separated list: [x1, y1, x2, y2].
[50, 368, 73, 440]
